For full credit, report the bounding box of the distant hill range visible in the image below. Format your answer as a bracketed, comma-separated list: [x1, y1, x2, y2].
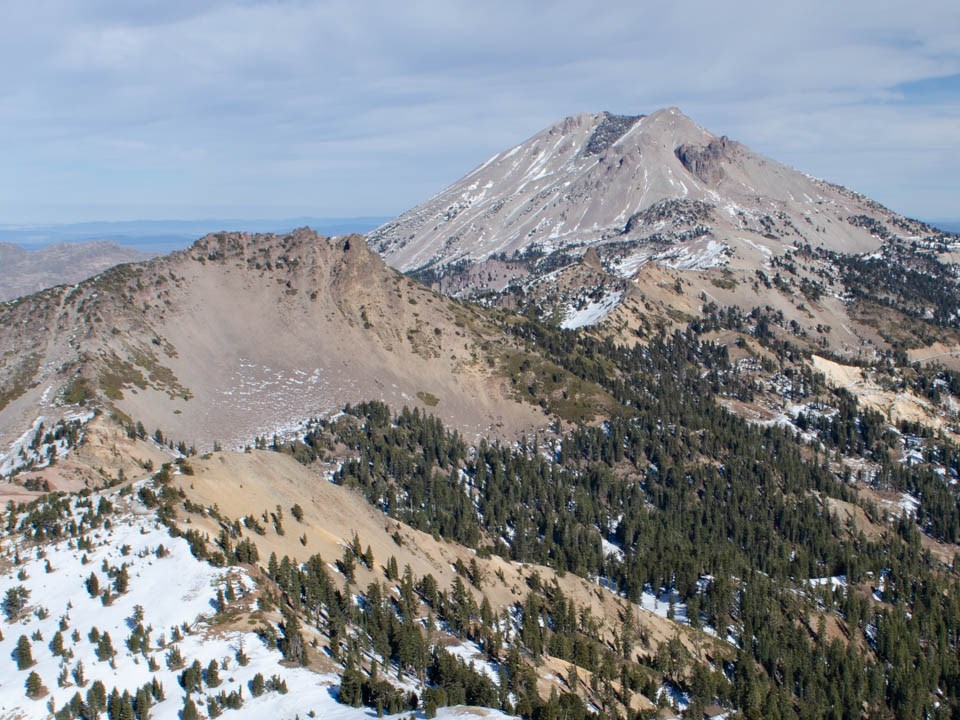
[0, 240, 153, 302]
[0, 217, 389, 301]
[934, 220, 960, 234]
[1, 217, 391, 252]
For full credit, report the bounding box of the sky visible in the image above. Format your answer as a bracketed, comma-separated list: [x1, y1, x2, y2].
[1, 0, 958, 225]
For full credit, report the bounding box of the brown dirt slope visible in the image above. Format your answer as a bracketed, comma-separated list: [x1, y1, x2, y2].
[0, 229, 546, 455]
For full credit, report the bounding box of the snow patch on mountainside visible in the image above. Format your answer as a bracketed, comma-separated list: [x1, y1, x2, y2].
[655, 239, 729, 271]
[442, 639, 502, 686]
[0, 410, 95, 477]
[561, 291, 623, 329]
[610, 239, 729, 278]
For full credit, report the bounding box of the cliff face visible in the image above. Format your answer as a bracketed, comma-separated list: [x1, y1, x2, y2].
[674, 135, 738, 185]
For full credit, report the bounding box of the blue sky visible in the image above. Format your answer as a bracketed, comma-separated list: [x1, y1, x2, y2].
[1, 1, 958, 224]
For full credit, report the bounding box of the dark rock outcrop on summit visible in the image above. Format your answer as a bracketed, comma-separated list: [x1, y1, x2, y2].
[674, 136, 738, 185]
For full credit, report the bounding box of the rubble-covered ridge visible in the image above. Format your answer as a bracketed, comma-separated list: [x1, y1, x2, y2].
[582, 112, 644, 156]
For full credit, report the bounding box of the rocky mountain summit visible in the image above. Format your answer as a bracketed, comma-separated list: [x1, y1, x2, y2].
[0, 229, 549, 478]
[371, 107, 949, 277]
[370, 108, 960, 356]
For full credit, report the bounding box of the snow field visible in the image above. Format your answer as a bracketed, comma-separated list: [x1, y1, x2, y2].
[0, 486, 519, 720]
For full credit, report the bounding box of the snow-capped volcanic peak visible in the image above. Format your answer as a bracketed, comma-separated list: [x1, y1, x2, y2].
[369, 106, 905, 277]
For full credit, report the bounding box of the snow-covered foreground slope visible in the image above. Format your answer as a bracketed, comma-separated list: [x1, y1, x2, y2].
[0, 483, 516, 720]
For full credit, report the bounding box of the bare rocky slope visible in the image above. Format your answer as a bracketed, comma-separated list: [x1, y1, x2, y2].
[0, 229, 550, 465]
[0, 240, 153, 302]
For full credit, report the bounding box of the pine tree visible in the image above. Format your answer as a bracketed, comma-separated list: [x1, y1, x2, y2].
[339, 546, 356, 583]
[16, 635, 35, 670]
[281, 607, 306, 665]
[50, 630, 65, 656]
[134, 686, 151, 720]
[87, 680, 107, 715]
[3, 585, 30, 621]
[180, 659, 202, 693]
[68, 691, 84, 718]
[206, 659, 221, 688]
[181, 696, 199, 720]
[270, 675, 288, 694]
[113, 565, 129, 594]
[166, 645, 184, 670]
[96, 632, 115, 662]
[25, 670, 45, 699]
[118, 690, 135, 720]
[73, 660, 86, 687]
[423, 693, 437, 719]
[235, 640, 249, 666]
[521, 592, 543, 658]
[251, 672, 265, 697]
[338, 660, 363, 707]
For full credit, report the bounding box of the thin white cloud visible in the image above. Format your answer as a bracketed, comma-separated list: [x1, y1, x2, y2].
[0, 0, 957, 222]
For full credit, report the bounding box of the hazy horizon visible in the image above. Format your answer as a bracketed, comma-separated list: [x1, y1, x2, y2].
[3, 214, 958, 257]
[0, 216, 393, 254]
